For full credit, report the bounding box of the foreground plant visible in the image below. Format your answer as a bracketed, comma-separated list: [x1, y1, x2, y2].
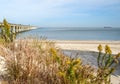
[1, 19, 16, 42]
[96, 44, 120, 84]
[1, 39, 63, 84]
[0, 39, 119, 84]
[58, 57, 95, 84]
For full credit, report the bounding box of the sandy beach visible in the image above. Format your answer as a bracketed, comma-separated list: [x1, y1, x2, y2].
[55, 40, 120, 54]
[55, 40, 120, 84]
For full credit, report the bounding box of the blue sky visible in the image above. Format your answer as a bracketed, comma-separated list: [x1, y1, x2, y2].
[0, 0, 120, 27]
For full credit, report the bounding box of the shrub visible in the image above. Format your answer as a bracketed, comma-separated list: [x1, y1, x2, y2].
[1, 19, 15, 42]
[96, 44, 120, 84]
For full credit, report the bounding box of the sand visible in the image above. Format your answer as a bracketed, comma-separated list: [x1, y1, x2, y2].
[55, 40, 120, 84]
[55, 40, 120, 54]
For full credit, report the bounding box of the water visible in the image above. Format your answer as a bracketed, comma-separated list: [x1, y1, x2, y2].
[17, 27, 120, 40]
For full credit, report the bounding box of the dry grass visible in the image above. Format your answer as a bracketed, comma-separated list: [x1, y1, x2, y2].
[0, 39, 119, 84]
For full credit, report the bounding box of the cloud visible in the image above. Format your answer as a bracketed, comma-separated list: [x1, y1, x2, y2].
[0, 0, 120, 26]
[1, 0, 120, 17]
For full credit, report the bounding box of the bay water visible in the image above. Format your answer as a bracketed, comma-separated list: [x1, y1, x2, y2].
[16, 27, 120, 40]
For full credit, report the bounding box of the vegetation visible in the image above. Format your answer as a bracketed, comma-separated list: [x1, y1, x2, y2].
[0, 39, 119, 84]
[97, 45, 120, 84]
[0, 19, 16, 42]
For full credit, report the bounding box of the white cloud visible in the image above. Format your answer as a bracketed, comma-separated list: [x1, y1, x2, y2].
[0, 0, 120, 26]
[1, 0, 120, 16]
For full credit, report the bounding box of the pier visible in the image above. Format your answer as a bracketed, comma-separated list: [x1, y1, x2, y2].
[0, 22, 37, 33]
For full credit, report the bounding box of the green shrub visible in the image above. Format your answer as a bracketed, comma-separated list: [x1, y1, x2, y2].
[96, 44, 120, 84]
[1, 19, 15, 42]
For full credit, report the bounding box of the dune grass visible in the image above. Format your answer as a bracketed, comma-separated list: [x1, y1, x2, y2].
[0, 39, 119, 84]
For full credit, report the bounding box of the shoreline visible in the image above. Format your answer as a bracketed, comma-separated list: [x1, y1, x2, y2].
[54, 40, 120, 54]
[15, 39, 120, 54]
[54, 40, 120, 43]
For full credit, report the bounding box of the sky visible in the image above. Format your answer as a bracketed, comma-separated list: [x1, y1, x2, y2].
[0, 0, 120, 27]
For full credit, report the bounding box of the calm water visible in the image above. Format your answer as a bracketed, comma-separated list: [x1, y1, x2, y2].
[17, 27, 120, 40]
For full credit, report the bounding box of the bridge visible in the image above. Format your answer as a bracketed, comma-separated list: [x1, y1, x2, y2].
[0, 22, 37, 33]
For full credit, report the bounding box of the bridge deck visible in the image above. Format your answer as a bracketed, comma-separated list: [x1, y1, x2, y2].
[0, 22, 37, 33]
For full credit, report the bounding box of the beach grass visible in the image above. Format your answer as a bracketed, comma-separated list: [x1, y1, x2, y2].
[0, 38, 119, 84]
